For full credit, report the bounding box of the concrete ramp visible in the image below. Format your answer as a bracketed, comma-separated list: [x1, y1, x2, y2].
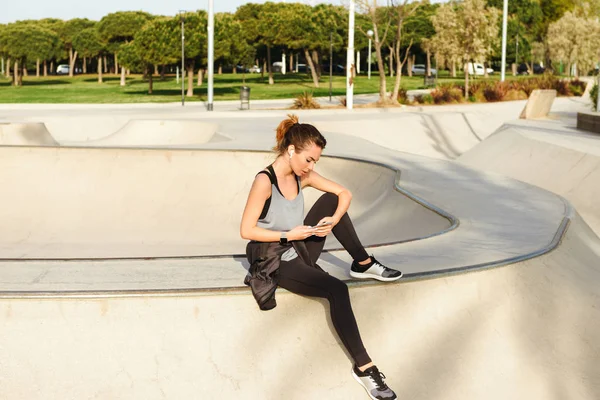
[68, 120, 227, 147]
[0, 122, 58, 146]
[1, 211, 598, 400]
[459, 126, 600, 234]
[0, 147, 450, 259]
[315, 112, 500, 160]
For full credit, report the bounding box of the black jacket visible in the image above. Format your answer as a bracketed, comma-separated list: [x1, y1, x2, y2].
[244, 240, 324, 310]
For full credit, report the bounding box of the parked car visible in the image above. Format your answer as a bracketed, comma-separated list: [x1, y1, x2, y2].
[411, 64, 437, 76]
[321, 63, 346, 74]
[56, 64, 69, 75]
[517, 63, 545, 75]
[248, 65, 261, 73]
[467, 62, 494, 76]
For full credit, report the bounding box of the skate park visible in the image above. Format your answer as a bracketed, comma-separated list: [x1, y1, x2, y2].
[0, 94, 599, 400]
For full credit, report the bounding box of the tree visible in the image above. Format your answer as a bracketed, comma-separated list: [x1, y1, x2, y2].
[547, 11, 600, 76]
[131, 17, 179, 94]
[215, 13, 255, 77]
[98, 11, 152, 85]
[356, 1, 395, 103]
[61, 18, 96, 77]
[390, 0, 422, 101]
[431, 0, 499, 96]
[73, 28, 106, 82]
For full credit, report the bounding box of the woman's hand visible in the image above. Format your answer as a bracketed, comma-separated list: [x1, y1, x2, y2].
[287, 225, 316, 241]
[310, 217, 336, 237]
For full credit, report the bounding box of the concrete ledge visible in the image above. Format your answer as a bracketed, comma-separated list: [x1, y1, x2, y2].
[519, 89, 556, 119]
[577, 111, 600, 134]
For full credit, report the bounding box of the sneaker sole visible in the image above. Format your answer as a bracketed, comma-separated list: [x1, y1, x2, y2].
[351, 369, 396, 400]
[349, 270, 403, 282]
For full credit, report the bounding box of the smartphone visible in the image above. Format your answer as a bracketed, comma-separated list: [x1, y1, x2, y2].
[310, 221, 333, 229]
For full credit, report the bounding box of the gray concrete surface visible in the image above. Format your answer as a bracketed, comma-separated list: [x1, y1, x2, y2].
[0, 95, 599, 400]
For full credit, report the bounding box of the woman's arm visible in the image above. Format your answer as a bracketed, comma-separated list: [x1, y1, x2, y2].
[303, 171, 352, 225]
[240, 174, 313, 242]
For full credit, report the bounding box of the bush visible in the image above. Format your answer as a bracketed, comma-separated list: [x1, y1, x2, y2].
[430, 84, 463, 104]
[483, 81, 509, 102]
[413, 94, 434, 104]
[397, 88, 409, 104]
[554, 79, 572, 96]
[590, 84, 598, 111]
[569, 78, 586, 96]
[291, 91, 320, 109]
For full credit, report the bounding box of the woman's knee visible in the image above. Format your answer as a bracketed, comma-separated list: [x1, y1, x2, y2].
[327, 278, 350, 301]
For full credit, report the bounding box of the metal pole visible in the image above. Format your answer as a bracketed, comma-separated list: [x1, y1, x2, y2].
[329, 32, 333, 102]
[181, 14, 185, 106]
[346, 0, 354, 110]
[368, 38, 372, 79]
[500, 0, 508, 81]
[207, 0, 214, 111]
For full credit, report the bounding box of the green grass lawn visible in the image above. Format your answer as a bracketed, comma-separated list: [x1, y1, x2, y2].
[0, 70, 538, 104]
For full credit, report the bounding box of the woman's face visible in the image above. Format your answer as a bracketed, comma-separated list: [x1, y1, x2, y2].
[289, 142, 322, 177]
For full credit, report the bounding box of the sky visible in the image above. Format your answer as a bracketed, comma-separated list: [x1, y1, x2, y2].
[0, 0, 340, 24]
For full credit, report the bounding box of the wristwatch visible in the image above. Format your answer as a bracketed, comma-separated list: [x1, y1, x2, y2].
[279, 232, 288, 245]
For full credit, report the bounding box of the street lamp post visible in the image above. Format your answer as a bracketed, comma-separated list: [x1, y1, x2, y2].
[367, 29, 373, 80]
[207, 0, 214, 111]
[329, 32, 333, 102]
[179, 11, 186, 106]
[500, 0, 508, 81]
[346, 0, 355, 110]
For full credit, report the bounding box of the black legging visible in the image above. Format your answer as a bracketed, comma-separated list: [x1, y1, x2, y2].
[278, 193, 372, 366]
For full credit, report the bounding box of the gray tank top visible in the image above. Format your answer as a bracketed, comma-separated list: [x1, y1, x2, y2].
[256, 165, 304, 261]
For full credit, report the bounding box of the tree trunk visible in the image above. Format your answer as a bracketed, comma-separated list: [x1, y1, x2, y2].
[484, 60, 489, 78]
[304, 48, 320, 88]
[114, 53, 118, 75]
[371, 23, 388, 102]
[147, 66, 153, 94]
[13, 60, 19, 86]
[452, 60, 456, 77]
[232, 66, 236, 74]
[23, 66, 28, 77]
[267, 46, 274, 85]
[198, 69, 204, 86]
[103, 56, 108, 73]
[426, 50, 431, 76]
[218, 65, 222, 75]
[43, 60, 48, 77]
[154, 65, 158, 76]
[98, 56, 103, 83]
[71, 50, 78, 77]
[311, 50, 321, 78]
[127, 69, 130, 76]
[262, 59, 266, 79]
[36, 59, 40, 77]
[69, 48, 74, 77]
[464, 62, 469, 98]
[407, 54, 413, 77]
[83, 57, 87, 74]
[187, 60, 195, 97]
[290, 53, 294, 73]
[120, 66, 126, 86]
[161, 65, 166, 80]
[5, 57, 10, 77]
[50, 60, 54, 74]
[388, 47, 394, 77]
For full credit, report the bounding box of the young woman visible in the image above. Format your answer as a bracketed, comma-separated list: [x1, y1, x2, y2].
[240, 115, 402, 400]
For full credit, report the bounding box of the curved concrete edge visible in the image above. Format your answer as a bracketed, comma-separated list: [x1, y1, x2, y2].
[0, 122, 58, 146]
[1, 209, 598, 400]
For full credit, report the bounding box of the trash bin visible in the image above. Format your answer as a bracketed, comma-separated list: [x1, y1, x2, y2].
[423, 75, 436, 87]
[240, 86, 251, 110]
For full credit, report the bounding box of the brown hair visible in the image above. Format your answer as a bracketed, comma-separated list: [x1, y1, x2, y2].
[273, 114, 327, 154]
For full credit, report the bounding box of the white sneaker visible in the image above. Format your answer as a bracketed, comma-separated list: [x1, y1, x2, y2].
[350, 256, 403, 282]
[352, 365, 397, 400]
